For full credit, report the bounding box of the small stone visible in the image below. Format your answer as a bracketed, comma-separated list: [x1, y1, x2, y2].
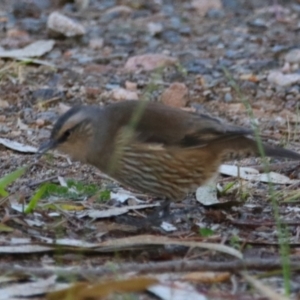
[75, 0, 90, 11]
[124, 54, 177, 72]
[265, 89, 273, 98]
[89, 38, 104, 50]
[224, 92, 232, 102]
[285, 49, 300, 63]
[191, 0, 222, 17]
[268, 71, 300, 87]
[105, 5, 132, 15]
[147, 22, 163, 36]
[0, 125, 10, 134]
[161, 82, 188, 108]
[111, 88, 138, 101]
[36, 118, 45, 127]
[85, 86, 101, 98]
[125, 81, 137, 91]
[256, 89, 265, 99]
[247, 18, 268, 30]
[0, 99, 9, 107]
[47, 12, 86, 37]
[36, 111, 58, 123]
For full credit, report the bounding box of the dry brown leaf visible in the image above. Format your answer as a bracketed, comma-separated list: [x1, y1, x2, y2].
[47, 277, 158, 300]
[183, 271, 230, 283]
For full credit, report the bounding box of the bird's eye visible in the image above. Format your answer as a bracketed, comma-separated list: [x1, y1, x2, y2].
[64, 130, 71, 139]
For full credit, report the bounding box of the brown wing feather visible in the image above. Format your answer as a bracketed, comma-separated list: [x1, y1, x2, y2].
[106, 100, 252, 148]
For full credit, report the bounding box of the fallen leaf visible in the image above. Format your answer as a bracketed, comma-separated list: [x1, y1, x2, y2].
[219, 164, 299, 185]
[0, 223, 14, 233]
[47, 277, 157, 300]
[267, 71, 300, 86]
[160, 221, 177, 232]
[0, 138, 37, 153]
[0, 276, 60, 300]
[183, 271, 230, 283]
[148, 281, 207, 300]
[79, 203, 159, 219]
[110, 190, 140, 203]
[196, 184, 219, 206]
[0, 40, 55, 58]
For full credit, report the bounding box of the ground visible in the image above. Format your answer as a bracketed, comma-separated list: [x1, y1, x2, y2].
[0, 0, 300, 299]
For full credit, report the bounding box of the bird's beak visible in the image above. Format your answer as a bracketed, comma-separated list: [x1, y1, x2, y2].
[36, 139, 57, 158]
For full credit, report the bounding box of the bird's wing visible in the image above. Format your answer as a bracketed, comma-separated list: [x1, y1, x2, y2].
[107, 101, 253, 148]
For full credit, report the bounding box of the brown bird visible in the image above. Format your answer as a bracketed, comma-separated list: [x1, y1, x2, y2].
[38, 100, 300, 201]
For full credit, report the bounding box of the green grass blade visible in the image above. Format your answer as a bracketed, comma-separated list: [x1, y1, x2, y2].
[25, 183, 48, 214]
[0, 166, 27, 197]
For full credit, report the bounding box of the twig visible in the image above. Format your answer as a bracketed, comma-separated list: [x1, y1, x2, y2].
[250, 161, 300, 172]
[28, 176, 58, 187]
[1, 258, 300, 278]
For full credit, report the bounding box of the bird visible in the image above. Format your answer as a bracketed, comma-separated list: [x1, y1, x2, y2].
[38, 100, 300, 201]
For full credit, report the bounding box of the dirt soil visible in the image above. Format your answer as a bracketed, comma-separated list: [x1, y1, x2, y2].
[0, 0, 300, 299]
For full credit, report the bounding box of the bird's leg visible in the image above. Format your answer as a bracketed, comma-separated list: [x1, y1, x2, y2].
[146, 199, 171, 224]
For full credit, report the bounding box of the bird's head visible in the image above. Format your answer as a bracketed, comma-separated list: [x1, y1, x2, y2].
[38, 105, 101, 163]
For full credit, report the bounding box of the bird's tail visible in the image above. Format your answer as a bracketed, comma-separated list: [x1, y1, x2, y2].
[210, 135, 300, 161]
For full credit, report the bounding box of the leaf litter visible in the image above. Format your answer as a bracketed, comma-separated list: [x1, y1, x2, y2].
[0, 0, 300, 299]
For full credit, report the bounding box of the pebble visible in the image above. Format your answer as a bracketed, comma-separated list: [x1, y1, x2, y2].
[161, 82, 188, 108]
[247, 18, 268, 30]
[285, 49, 300, 64]
[125, 81, 137, 91]
[191, 0, 222, 17]
[147, 22, 163, 36]
[36, 119, 45, 127]
[36, 111, 58, 123]
[224, 92, 232, 102]
[265, 89, 273, 98]
[0, 125, 10, 134]
[110, 87, 138, 101]
[268, 71, 300, 87]
[207, 35, 220, 44]
[47, 12, 86, 37]
[256, 89, 266, 99]
[124, 54, 177, 72]
[161, 30, 181, 44]
[89, 38, 104, 50]
[75, 0, 90, 11]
